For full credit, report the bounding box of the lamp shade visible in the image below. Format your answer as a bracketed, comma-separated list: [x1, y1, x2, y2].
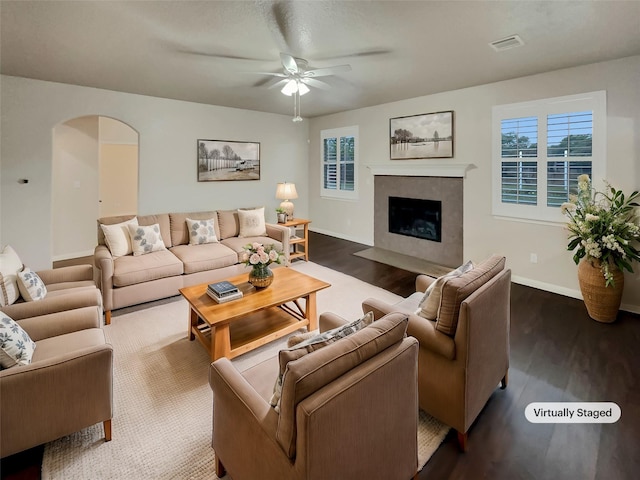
[275, 182, 298, 200]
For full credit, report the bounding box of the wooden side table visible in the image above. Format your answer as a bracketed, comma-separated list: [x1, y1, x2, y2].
[282, 218, 311, 262]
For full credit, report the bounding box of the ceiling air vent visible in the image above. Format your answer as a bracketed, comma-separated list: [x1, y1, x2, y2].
[489, 35, 524, 52]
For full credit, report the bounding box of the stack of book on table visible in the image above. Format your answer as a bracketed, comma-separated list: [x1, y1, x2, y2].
[207, 280, 243, 303]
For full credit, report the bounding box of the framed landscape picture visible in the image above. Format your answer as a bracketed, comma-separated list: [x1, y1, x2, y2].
[390, 111, 454, 159]
[197, 139, 260, 181]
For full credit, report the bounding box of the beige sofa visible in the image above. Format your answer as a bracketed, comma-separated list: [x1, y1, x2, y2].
[209, 311, 419, 480]
[95, 209, 291, 324]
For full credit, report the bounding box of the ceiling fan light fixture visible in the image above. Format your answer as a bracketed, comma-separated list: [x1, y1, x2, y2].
[281, 79, 298, 96]
[297, 82, 310, 96]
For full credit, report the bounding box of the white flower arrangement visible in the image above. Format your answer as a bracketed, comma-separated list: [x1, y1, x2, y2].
[241, 242, 285, 267]
[562, 175, 640, 286]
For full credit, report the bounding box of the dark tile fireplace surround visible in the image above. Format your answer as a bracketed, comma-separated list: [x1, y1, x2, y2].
[374, 175, 463, 268]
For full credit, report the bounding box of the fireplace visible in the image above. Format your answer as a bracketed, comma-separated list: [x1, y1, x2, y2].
[389, 196, 441, 242]
[374, 175, 463, 268]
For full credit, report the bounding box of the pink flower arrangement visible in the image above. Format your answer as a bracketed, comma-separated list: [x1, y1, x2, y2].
[241, 242, 285, 267]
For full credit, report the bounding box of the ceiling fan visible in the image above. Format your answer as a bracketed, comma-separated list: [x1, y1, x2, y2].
[255, 53, 352, 121]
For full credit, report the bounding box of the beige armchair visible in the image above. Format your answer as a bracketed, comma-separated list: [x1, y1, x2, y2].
[0, 306, 113, 458]
[362, 255, 511, 451]
[0, 264, 102, 323]
[209, 312, 419, 480]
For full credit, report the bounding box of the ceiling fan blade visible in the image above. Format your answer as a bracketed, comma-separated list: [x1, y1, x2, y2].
[280, 53, 299, 74]
[314, 49, 392, 61]
[303, 65, 352, 77]
[301, 78, 331, 91]
[247, 72, 289, 78]
[267, 78, 289, 90]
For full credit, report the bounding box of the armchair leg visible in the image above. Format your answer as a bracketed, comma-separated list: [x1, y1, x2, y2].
[104, 419, 112, 442]
[501, 370, 508, 389]
[215, 456, 226, 477]
[105, 310, 111, 325]
[457, 431, 468, 452]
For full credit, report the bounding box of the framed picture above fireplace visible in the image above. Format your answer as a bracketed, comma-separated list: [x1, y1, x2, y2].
[390, 110, 454, 160]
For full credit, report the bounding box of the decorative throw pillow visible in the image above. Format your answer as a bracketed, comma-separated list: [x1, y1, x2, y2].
[101, 217, 138, 257]
[0, 312, 36, 369]
[186, 218, 218, 245]
[17, 267, 47, 302]
[417, 261, 474, 320]
[238, 207, 267, 237]
[0, 245, 23, 307]
[127, 224, 167, 256]
[269, 311, 375, 410]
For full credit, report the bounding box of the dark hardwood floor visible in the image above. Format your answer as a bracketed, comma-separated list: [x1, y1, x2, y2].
[2, 231, 639, 479]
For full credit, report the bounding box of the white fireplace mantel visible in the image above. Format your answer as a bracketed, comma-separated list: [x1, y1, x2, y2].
[367, 163, 474, 178]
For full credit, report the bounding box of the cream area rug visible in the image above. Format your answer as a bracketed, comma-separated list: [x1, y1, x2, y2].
[42, 262, 449, 479]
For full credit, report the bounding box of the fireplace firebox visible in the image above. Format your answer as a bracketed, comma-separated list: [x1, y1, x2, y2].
[388, 196, 442, 243]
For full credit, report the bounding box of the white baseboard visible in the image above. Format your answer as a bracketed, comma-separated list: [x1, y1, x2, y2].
[308, 226, 373, 247]
[511, 274, 640, 315]
[52, 249, 94, 262]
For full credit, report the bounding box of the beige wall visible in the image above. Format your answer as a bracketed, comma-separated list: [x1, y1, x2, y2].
[99, 143, 138, 217]
[308, 55, 640, 312]
[52, 116, 100, 260]
[1, 76, 309, 269]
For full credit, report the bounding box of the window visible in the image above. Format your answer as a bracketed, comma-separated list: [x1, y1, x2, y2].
[492, 91, 606, 223]
[321, 126, 358, 200]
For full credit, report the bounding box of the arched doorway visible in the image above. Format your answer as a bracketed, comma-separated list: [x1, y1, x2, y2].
[52, 116, 139, 261]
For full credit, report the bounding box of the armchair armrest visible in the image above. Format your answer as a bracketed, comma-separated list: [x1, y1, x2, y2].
[318, 312, 349, 333]
[416, 274, 436, 293]
[37, 265, 94, 285]
[18, 306, 101, 341]
[406, 314, 455, 360]
[1, 288, 102, 322]
[209, 358, 281, 471]
[361, 297, 397, 321]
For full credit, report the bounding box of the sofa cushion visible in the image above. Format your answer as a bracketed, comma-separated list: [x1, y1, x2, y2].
[169, 244, 238, 275]
[220, 237, 284, 263]
[100, 217, 138, 257]
[186, 218, 219, 245]
[238, 207, 267, 237]
[436, 255, 506, 336]
[169, 211, 220, 246]
[417, 260, 473, 320]
[17, 267, 47, 302]
[276, 312, 408, 458]
[217, 210, 240, 240]
[112, 250, 183, 287]
[0, 245, 23, 307]
[98, 214, 172, 249]
[128, 224, 167, 256]
[0, 312, 36, 369]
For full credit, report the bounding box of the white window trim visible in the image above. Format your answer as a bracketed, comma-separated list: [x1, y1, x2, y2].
[492, 91, 606, 224]
[320, 125, 359, 200]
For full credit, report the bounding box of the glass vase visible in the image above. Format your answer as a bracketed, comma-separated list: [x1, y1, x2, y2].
[248, 263, 274, 288]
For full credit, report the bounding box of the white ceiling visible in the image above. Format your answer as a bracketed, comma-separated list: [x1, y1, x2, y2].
[2, 0, 640, 118]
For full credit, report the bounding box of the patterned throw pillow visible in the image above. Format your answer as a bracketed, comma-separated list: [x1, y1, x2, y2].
[237, 207, 267, 237]
[0, 312, 36, 369]
[101, 217, 138, 257]
[416, 260, 474, 320]
[0, 245, 24, 307]
[186, 218, 218, 245]
[127, 224, 167, 256]
[17, 267, 47, 302]
[269, 311, 375, 411]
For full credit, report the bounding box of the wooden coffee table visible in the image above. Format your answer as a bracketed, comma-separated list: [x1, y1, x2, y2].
[179, 267, 330, 362]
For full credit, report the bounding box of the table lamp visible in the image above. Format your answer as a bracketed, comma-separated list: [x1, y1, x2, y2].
[275, 182, 298, 220]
